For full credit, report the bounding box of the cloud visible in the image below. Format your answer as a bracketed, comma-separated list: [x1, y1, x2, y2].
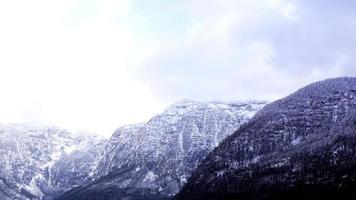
[264, 0, 356, 74]
[0, 0, 164, 136]
[0, 0, 355, 135]
[134, 0, 356, 102]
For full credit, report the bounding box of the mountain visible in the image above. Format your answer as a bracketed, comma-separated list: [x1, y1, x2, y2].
[175, 77, 356, 200]
[58, 100, 267, 200]
[0, 124, 105, 200]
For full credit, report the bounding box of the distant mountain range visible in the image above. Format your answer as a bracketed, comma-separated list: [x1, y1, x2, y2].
[0, 100, 266, 200]
[2, 77, 356, 200]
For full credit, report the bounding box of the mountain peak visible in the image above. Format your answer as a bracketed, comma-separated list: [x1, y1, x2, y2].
[176, 77, 356, 200]
[62, 100, 268, 199]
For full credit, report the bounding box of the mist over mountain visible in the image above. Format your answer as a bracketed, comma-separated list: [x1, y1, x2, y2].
[0, 0, 355, 199]
[0, 100, 266, 200]
[2, 78, 356, 200]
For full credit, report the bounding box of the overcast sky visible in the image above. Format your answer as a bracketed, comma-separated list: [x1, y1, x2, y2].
[0, 0, 355, 136]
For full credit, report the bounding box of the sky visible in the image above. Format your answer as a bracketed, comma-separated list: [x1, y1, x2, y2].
[0, 0, 355, 137]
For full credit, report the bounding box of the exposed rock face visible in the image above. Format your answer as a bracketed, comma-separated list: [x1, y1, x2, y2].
[176, 77, 356, 200]
[49, 134, 105, 197]
[0, 124, 105, 200]
[59, 100, 267, 200]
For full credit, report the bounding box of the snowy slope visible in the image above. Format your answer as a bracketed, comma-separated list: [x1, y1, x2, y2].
[60, 100, 267, 200]
[0, 124, 105, 200]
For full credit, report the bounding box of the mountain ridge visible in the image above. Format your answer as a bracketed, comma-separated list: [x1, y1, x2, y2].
[0, 123, 106, 200]
[58, 100, 267, 200]
[175, 77, 356, 200]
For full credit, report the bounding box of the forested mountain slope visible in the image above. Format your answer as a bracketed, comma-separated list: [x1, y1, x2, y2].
[176, 77, 356, 200]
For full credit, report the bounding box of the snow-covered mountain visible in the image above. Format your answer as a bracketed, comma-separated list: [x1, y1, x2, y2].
[176, 77, 356, 200]
[0, 124, 105, 200]
[59, 100, 267, 200]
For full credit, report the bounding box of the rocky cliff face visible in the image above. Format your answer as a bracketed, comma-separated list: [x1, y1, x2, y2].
[176, 77, 356, 200]
[0, 124, 105, 200]
[59, 100, 267, 200]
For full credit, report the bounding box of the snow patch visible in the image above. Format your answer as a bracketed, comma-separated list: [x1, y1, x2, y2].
[291, 137, 301, 145]
[252, 155, 260, 163]
[143, 171, 157, 183]
[20, 173, 44, 199]
[64, 145, 77, 154]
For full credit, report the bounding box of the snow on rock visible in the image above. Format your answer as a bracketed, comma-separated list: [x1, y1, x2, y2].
[143, 171, 158, 183]
[89, 100, 267, 196]
[0, 123, 105, 200]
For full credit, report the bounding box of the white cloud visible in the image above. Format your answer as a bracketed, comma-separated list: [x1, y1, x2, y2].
[135, 0, 356, 102]
[0, 0, 355, 136]
[0, 0, 164, 136]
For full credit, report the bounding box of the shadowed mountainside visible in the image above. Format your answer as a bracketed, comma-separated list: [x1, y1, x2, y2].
[176, 77, 356, 200]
